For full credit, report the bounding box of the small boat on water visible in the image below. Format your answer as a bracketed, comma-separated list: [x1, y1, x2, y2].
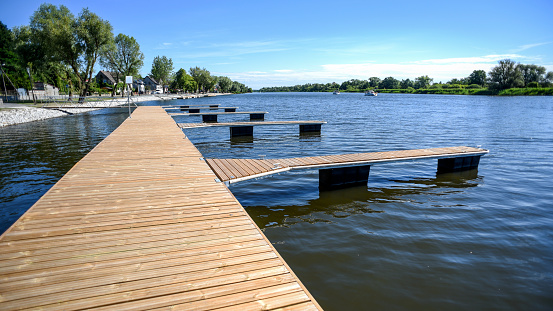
[333, 90, 340, 95]
[365, 90, 377, 96]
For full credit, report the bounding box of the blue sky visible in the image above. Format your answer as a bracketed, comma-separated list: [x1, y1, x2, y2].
[2, 0, 552, 89]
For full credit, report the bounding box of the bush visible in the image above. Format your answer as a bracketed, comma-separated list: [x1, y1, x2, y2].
[467, 84, 481, 89]
[443, 84, 465, 89]
[527, 82, 539, 88]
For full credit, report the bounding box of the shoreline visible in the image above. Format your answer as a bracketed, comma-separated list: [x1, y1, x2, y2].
[0, 93, 231, 127]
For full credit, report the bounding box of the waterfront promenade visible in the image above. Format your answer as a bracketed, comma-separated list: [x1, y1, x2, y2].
[0, 106, 321, 310]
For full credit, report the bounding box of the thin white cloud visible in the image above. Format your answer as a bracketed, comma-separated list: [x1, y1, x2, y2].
[412, 54, 526, 65]
[154, 42, 174, 50]
[175, 47, 290, 59]
[274, 69, 294, 73]
[511, 42, 551, 53]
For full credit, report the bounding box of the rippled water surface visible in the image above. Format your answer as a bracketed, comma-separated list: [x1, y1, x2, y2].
[1, 93, 552, 310]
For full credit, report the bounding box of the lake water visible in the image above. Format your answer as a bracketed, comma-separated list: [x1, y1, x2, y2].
[1, 93, 552, 310]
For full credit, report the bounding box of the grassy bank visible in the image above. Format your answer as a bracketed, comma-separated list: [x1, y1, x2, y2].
[373, 87, 553, 96]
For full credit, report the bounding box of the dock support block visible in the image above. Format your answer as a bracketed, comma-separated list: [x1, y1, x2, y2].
[202, 114, 218, 122]
[230, 126, 254, 137]
[437, 155, 481, 173]
[300, 124, 322, 133]
[189, 108, 200, 113]
[319, 165, 370, 190]
[250, 113, 265, 121]
[225, 108, 237, 112]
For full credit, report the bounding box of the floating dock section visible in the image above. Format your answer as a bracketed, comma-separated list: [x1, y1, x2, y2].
[178, 121, 327, 137]
[206, 146, 489, 189]
[170, 111, 269, 122]
[0, 106, 321, 310]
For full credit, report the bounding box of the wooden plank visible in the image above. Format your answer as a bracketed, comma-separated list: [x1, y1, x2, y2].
[243, 158, 270, 173]
[1, 260, 287, 310]
[221, 159, 249, 179]
[228, 159, 257, 177]
[234, 159, 259, 175]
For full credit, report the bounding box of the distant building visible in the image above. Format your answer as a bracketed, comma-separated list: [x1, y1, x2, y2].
[133, 79, 145, 94]
[143, 76, 163, 93]
[95, 70, 118, 85]
[33, 82, 59, 97]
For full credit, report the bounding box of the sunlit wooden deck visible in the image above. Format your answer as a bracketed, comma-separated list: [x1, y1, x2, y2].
[0, 106, 321, 310]
[169, 111, 267, 116]
[165, 106, 239, 112]
[178, 120, 327, 129]
[206, 146, 489, 184]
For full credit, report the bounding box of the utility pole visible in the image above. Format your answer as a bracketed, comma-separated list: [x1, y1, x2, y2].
[26, 67, 36, 104]
[0, 63, 7, 103]
[126, 76, 133, 118]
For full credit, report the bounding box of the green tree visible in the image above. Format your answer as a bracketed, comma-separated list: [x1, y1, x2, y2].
[380, 77, 399, 89]
[30, 4, 114, 99]
[544, 71, 553, 87]
[414, 75, 433, 89]
[189, 66, 213, 92]
[0, 22, 24, 93]
[400, 78, 414, 89]
[488, 59, 523, 90]
[171, 68, 196, 92]
[517, 64, 546, 86]
[368, 77, 381, 88]
[100, 33, 144, 96]
[216, 76, 232, 93]
[467, 70, 487, 87]
[150, 55, 173, 86]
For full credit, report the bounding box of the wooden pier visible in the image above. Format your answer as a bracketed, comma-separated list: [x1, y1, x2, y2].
[205, 146, 489, 188]
[163, 104, 220, 109]
[165, 107, 239, 112]
[170, 111, 268, 122]
[178, 121, 327, 137]
[0, 106, 322, 310]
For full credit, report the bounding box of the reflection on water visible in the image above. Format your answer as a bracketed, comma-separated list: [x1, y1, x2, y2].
[241, 169, 480, 228]
[230, 135, 254, 145]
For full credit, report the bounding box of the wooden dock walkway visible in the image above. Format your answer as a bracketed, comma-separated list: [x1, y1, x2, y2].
[206, 146, 489, 184]
[0, 106, 322, 310]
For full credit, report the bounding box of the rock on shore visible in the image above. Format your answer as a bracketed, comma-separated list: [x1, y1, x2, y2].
[0, 95, 158, 127]
[0, 107, 69, 127]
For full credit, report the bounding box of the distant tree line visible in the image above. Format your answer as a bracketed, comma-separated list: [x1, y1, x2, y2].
[259, 60, 553, 95]
[0, 3, 250, 100]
